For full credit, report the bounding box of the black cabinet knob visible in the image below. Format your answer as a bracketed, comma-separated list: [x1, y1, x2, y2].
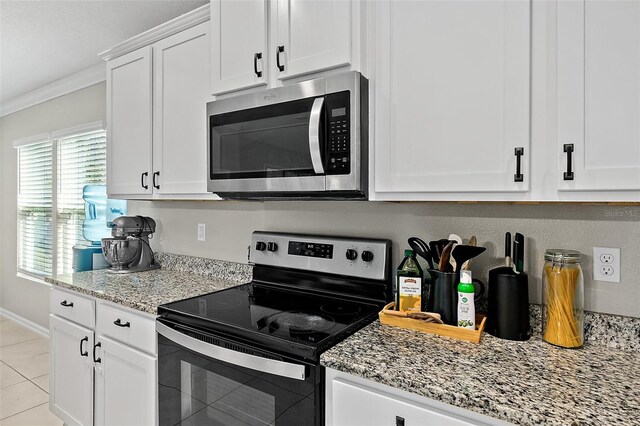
[346, 249, 358, 261]
[361, 250, 374, 262]
[255, 241, 267, 251]
[267, 242, 278, 252]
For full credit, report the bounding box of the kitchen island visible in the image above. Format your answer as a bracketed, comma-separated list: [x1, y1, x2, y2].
[321, 320, 640, 425]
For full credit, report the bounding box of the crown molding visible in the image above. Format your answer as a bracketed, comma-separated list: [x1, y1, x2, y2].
[0, 63, 106, 118]
[99, 4, 210, 61]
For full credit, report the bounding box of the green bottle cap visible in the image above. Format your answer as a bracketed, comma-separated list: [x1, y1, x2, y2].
[404, 249, 414, 257]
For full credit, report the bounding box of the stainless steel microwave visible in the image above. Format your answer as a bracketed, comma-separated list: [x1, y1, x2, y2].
[206, 72, 368, 199]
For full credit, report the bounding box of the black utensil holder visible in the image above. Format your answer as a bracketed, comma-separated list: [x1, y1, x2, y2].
[487, 267, 530, 341]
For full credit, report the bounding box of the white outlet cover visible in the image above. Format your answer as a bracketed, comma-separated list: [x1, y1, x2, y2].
[197, 223, 206, 242]
[593, 247, 620, 283]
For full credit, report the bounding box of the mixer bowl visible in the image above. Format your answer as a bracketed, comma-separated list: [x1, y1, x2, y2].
[101, 238, 141, 270]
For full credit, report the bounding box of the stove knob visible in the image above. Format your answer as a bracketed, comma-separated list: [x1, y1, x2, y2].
[255, 241, 267, 251]
[346, 249, 358, 261]
[267, 242, 278, 252]
[361, 250, 374, 262]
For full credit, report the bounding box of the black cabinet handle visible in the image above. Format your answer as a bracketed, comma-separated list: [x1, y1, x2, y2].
[276, 45, 285, 72]
[254, 52, 263, 77]
[514, 147, 524, 182]
[563, 143, 574, 180]
[141, 172, 149, 189]
[113, 318, 131, 328]
[93, 342, 102, 363]
[80, 336, 89, 357]
[396, 416, 405, 426]
[153, 171, 160, 189]
[60, 300, 74, 307]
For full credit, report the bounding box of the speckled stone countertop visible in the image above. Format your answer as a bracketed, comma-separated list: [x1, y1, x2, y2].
[321, 322, 640, 425]
[45, 253, 252, 315]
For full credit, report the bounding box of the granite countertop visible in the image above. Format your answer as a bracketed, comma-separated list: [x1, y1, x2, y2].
[321, 321, 640, 425]
[45, 253, 252, 315]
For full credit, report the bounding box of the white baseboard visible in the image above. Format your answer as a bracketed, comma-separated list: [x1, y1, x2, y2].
[0, 307, 49, 338]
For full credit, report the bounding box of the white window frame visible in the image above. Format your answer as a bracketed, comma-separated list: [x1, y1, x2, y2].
[14, 121, 106, 279]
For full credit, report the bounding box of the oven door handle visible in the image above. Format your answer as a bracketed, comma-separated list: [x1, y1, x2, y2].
[156, 322, 306, 381]
[308, 97, 325, 175]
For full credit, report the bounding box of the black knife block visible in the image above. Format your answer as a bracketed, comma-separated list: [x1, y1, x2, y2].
[486, 267, 530, 341]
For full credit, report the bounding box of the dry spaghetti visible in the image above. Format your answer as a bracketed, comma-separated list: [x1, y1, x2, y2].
[543, 263, 583, 348]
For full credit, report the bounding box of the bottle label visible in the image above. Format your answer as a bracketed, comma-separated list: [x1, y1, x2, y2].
[398, 277, 422, 312]
[457, 292, 475, 329]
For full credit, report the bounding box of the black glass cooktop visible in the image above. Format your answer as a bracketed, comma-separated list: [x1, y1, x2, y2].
[158, 282, 382, 361]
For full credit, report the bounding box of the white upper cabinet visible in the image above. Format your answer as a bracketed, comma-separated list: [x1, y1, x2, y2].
[153, 22, 211, 195]
[556, 0, 640, 196]
[107, 47, 153, 196]
[211, 0, 268, 94]
[371, 0, 531, 200]
[104, 7, 218, 200]
[274, 0, 351, 80]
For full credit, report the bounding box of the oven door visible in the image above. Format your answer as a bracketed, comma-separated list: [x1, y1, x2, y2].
[157, 320, 322, 426]
[208, 95, 327, 194]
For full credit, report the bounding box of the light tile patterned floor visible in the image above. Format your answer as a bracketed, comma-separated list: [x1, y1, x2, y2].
[0, 315, 63, 425]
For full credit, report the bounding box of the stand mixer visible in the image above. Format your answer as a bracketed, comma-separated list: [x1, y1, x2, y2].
[101, 216, 160, 273]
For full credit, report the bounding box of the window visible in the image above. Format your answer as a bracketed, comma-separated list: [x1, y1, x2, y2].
[15, 123, 109, 277]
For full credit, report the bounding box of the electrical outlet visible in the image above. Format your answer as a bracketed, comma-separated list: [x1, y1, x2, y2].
[197, 223, 206, 242]
[593, 247, 620, 283]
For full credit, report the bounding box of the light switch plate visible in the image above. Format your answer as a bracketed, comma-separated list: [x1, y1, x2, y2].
[197, 223, 206, 242]
[593, 247, 620, 283]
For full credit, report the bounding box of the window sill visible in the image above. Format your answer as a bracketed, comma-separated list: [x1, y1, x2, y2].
[17, 272, 52, 287]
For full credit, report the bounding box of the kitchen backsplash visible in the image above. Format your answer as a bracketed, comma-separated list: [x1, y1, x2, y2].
[131, 200, 640, 318]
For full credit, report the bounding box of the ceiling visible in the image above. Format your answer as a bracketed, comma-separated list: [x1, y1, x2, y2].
[0, 0, 208, 104]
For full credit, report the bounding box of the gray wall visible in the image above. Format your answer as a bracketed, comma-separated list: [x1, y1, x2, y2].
[131, 200, 640, 318]
[1, 82, 638, 330]
[0, 82, 106, 328]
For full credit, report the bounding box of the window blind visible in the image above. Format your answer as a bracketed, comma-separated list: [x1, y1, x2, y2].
[18, 141, 53, 276]
[56, 130, 107, 274]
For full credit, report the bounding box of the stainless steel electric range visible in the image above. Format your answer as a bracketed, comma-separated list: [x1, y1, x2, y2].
[156, 231, 391, 426]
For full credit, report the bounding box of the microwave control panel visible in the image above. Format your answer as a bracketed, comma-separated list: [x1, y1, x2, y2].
[326, 91, 351, 175]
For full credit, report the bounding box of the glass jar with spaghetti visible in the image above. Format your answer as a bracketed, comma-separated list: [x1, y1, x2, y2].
[542, 249, 584, 348]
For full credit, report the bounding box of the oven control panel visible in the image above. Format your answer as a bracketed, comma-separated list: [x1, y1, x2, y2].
[250, 231, 390, 281]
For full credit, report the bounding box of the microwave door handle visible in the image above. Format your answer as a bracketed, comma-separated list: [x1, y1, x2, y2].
[156, 322, 306, 381]
[308, 97, 325, 174]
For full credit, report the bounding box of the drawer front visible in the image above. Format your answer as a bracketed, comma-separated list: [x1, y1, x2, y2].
[96, 302, 156, 355]
[50, 288, 95, 328]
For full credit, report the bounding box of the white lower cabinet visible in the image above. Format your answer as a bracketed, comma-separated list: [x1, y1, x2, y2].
[326, 368, 507, 426]
[94, 335, 157, 426]
[50, 315, 94, 426]
[50, 288, 158, 426]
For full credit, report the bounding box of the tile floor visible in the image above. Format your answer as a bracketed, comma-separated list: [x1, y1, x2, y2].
[0, 315, 63, 425]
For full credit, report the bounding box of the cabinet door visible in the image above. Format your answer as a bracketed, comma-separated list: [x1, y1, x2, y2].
[153, 22, 216, 195]
[94, 335, 157, 426]
[211, 0, 268, 94]
[557, 0, 640, 193]
[331, 379, 477, 426]
[106, 46, 153, 196]
[373, 0, 530, 197]
[275, 0, 351, 80]
[49, 315, 94, 426]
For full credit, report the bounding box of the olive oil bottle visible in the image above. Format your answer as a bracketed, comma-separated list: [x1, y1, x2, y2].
[396, 249, 424, 312]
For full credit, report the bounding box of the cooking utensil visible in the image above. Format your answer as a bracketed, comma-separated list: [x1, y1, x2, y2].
[505, 232, 512, 267]
[383, 308, 443, 324]
[430, 239, 452, 265]
[449, 243, 458, 272]
[408, 237, 434, 270]
[448, 233, 462, 245]
[451, 244, 486, 273]
[461, 236, 477, 270]
[438, 241, 454, 272]
[514, 233, 525, 273]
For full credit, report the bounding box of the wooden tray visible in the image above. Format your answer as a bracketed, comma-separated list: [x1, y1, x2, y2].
[378, 302, 486, 343]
